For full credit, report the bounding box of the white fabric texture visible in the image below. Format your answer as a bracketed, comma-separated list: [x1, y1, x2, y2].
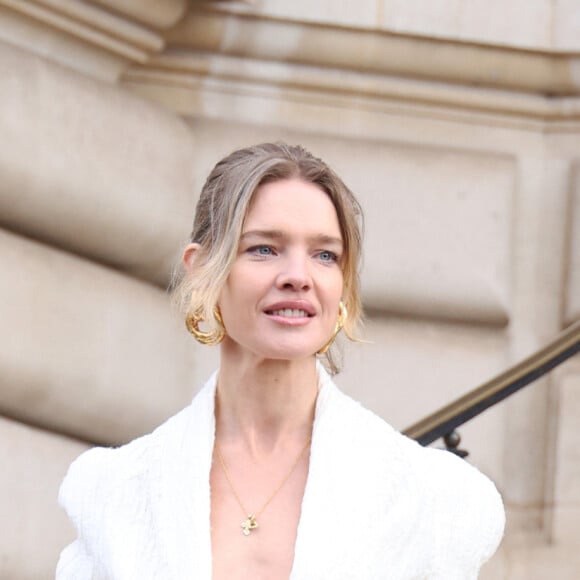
[57, 368, 505, 579]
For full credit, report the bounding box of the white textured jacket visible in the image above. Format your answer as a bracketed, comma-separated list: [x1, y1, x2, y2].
[57, 368, 505, 579]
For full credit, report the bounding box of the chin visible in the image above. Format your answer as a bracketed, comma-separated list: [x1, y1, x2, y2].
[224, 333, 325, 361]
[256, 342, 320, 362]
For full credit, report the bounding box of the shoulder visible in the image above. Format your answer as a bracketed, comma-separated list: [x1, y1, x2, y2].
[60, 372, 218, 504]
[59, 433, 154, 510]
[422, 446, 505, 574]
[56, 432, 164, 578]
[320, 380, 504, 573]
[58, 380, 211, 537]
[57, 375, 217, 577]
[387, 435, 505, 575]
[58, 425, 161, 542]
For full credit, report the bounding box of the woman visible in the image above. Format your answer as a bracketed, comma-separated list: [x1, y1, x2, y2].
[57, 143, 504, 579]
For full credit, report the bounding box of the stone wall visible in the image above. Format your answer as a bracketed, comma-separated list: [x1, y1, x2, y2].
[0, 1, 578, 578]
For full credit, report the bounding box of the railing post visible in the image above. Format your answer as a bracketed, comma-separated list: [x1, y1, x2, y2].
[443, 430, 468, 458]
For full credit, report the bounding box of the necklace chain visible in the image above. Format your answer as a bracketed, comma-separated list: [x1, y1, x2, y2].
[215, 437, 311, 536]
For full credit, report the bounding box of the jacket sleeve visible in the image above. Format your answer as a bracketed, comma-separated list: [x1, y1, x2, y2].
[429, 450, 506, 578]
[56, 446, 111, 580]
[56, 539, 95, 579]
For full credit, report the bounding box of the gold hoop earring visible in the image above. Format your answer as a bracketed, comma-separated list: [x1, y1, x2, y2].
[186, 307, 226, 346]
[317, 301, 347, 355]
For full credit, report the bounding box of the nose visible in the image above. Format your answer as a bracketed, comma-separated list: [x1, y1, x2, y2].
[276, 253, 312, 291]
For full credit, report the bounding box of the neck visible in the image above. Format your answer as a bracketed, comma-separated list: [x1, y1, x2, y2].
[215, 350, 318, 455]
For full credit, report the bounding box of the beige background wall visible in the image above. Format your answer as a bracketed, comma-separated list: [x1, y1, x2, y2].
[0, 1, 579, 578]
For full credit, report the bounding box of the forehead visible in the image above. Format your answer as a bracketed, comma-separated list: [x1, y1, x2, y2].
[243, 179, 342, 238]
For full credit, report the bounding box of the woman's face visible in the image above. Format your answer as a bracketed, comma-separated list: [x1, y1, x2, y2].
[218, 178, 344, 361]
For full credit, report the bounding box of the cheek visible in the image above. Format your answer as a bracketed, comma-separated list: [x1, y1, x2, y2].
[219, 268, 263, 314]
[327, 268, 344, 299]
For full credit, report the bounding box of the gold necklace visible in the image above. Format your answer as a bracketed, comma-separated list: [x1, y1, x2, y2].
[215, 438, 311, 536]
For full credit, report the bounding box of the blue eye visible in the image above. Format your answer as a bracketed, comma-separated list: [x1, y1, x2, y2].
[318, 250, 338, 262]
[248, 245, 274, 256]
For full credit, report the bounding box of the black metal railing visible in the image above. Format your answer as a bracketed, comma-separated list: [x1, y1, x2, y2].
[403, 320, 580, 457]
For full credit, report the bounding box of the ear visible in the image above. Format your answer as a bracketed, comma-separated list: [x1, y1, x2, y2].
[182, 243, 202, 273]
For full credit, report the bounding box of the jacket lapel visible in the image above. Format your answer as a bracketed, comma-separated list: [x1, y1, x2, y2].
[290, 369, 406, 579]
[156, 373, 217, 579]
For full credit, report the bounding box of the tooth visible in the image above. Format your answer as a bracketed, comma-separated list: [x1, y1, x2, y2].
[270, 308, 308, 317]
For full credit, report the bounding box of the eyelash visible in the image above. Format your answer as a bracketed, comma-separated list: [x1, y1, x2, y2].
[246, 245, 339, 264]
[247, 245, 275, 257]
[317, 250, 339, 263]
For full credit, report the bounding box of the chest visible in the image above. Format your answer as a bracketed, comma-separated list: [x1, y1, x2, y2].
[209, 451, 309, 580]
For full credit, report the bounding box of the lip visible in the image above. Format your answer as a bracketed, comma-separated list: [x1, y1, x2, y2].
[263, 300, 316, 317]
[263, 300, 316, 326]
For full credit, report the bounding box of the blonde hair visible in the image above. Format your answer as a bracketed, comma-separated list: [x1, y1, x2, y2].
[173, 142, 363, 371]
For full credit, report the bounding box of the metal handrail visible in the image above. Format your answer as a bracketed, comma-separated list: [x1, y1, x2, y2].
[403, 320, 580, 450]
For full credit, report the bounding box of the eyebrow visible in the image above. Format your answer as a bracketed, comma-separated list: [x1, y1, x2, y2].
[240, 229, 343, 248]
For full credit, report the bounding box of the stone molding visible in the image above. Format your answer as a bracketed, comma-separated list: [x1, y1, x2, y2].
[0, 228, 218, 445]
[125, 50, 580, 131]
[345, 145, 514, 326]
[0, 41, 196, 286]
[2, 2, 580, 117]
[90, 0, 187, 29]
[0, 0, 172, 80]
[204, 0, 580, 52]
[118, 6, 580, 130]
[166, 7, 580, 97]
